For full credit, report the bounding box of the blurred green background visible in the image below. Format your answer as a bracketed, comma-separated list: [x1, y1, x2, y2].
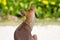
[0, 0, 60, 26]
[0, 0, 60, 20]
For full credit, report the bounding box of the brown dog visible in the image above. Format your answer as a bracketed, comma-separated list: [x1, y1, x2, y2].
[14, 4, 37, 40]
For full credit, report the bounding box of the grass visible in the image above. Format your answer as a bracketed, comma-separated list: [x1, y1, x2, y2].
[36, 18, 60, 26]
[0, 18, 60, 26]
[0, 19, 22, 26]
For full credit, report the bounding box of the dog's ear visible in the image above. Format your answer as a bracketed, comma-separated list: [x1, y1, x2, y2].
[30, 4, 35, 10]
[20, 10, 26, 16]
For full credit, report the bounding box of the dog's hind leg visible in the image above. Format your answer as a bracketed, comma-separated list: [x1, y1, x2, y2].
[32, 35, 37, 40]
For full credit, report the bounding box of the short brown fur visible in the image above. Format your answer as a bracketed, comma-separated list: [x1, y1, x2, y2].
[14, 4, 37, 40]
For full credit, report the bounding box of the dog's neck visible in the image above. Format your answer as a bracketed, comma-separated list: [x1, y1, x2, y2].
[26, 14, 35, 26]
[23, 13, 35, 31]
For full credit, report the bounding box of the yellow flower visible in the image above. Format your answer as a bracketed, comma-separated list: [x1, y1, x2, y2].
[42, 1, 49, 5]
[2, 0, 7, 5]
[5, 6, 8, 10]
[0, 0, 2, 3]
[50, 2, 55, 5]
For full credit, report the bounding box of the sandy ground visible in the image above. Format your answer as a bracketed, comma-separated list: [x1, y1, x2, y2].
[0, 25, 60, 40]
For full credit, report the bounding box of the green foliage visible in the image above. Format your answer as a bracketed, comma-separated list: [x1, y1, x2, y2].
[0, 0, 60, 18]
